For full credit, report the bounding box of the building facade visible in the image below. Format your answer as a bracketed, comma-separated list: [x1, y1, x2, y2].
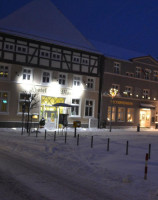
[100, 56, 158, 128]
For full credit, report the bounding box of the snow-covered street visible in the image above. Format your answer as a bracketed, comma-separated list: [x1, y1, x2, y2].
[0, 127, 157, 200]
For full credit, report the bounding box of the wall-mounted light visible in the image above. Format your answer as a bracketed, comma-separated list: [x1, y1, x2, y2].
[142, 96, 144, 99]
[136, 95, 139, 98]
[154, 98, 156, 101]
[148, 97, 150, 100]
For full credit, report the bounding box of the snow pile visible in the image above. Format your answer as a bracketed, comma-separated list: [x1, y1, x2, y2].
[0, 127, 157, 199]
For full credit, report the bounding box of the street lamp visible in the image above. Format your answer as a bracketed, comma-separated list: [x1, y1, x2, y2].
[109, 88, 118, 132]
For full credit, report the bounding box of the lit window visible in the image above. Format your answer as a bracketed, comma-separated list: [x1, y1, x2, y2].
[42, 72, 50, 83]
[117, 107, 125, 122]
[0, 65, 9, 79]
[107, 106, 116, 122]
[127, 108, 134, 122]
[124, 86, 132, 97]
[113, 62, 120, 74]
[85, 100, 94, 117]
[0, 92, 8, 112]
[71, 99, 80, 116]
[73, 76, 81, 86]
[59, 73, 66, 85]
[22, 68, 32, 81]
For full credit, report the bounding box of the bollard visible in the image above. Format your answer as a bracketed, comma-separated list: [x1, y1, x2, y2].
[148, 144, 151, 159]
[36, 130, 38, 137]
[65, 131, 67, 144]
[126, 141, 129, 155]
[44, 130, 46, 140]
[107, 138, 110, 151]
[91, 136, 93, 148]
[137, 124, 140, 132]
[144, 153, 148, 180]
[77, 134, 79, 146]
[74, 127, 77, 138]
[54, 131, 56, 141]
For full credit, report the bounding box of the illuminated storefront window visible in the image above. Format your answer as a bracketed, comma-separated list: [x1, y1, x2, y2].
[127, 108, 134, 122]
[117, 107, 125, 122]
[0, 92, 8, 112]
[107, 106, 116, 122]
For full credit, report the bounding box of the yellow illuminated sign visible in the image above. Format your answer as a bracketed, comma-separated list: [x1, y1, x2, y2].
[112, 100, 133, 106]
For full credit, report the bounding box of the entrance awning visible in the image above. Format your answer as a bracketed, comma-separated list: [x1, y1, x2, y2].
[140, 103, 155, 109]
[52, 103, 73, 107]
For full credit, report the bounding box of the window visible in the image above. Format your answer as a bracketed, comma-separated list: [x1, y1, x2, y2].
[153, 71, 158, 81]
[107, 106, 116, 122]
[117, 107, 125, 122]
[71, 99, 80, 116]
[143, 69, 151, 80]
[112, 84, 119, 93]
[85, 100, 94, 117]
[127, 108, 134, 122]
[73, 76, 81, 86]
[143, 89, 150, 99]
[113, 62, 120, 74]
[40, 50, 50, 58]
[22, 68, 32, 81]
[86, 78, 94, 89]
[4, 42, 14, 51]
[126, 72, 134, 77]
[73, 56, 80, 64]
[81, 58, 89, 65]
[52, 53, 61, 61]
[0, 92, 8, 112]
[18, 93, 31, 113]
[42, 72, 50, 83]
[124, 86, 133, 97]
[58, 73, 66, 85]
[135, 67, 141, 78]
[16, 45, 27, 53]
[0, 65, 9, 79]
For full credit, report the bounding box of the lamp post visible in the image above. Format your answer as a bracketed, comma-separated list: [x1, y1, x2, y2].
[109, 88, 118, 132]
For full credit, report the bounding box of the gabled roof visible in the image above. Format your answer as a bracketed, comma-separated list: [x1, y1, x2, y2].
[0, 0, 99, 54]
[90, 40, 146, 61]
[130, 56, 158, 65]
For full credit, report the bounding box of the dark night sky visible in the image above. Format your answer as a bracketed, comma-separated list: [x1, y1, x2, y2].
[1, 0, 158, 56]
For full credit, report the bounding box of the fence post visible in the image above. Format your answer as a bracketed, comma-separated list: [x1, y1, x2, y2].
[107, 138, 110, 151]
[44, 129, 46, 140]
[91, 136, 93, 148]
[148, 144, 151, 159]
[54, 131, 56, 142]
[144, 153, 148, 180]
[126, 141, 129, 155]
[77, 134, 79, 146]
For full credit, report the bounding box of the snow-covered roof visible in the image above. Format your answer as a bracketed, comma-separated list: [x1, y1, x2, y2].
[0, 0, 99, 54]
[90, 40, 146, 61]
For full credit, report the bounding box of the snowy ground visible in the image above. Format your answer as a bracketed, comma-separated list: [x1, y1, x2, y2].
[0, 127, 158, 200]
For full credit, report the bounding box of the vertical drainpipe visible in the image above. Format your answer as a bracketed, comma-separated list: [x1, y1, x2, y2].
[97, 55, 104, 128]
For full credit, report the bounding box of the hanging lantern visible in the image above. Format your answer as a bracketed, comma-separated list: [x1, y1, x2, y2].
[109, 88, 118, 99]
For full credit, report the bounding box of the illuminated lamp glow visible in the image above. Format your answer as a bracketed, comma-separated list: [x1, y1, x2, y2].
[2, 100, 7, 104]
[47, 81, 61, 96]
[71, 84, 84, 97]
